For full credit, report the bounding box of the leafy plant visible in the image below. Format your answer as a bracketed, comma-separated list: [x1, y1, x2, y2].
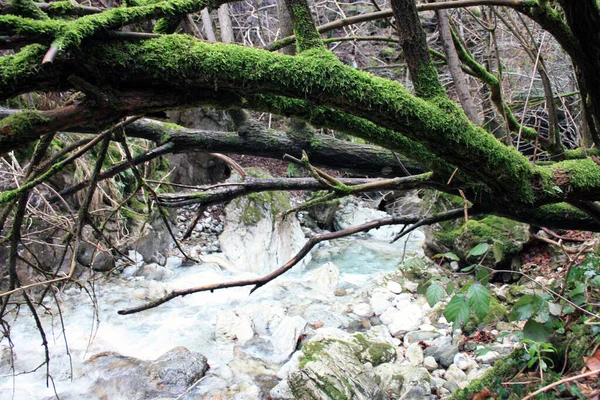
[522, 339, 556, 381]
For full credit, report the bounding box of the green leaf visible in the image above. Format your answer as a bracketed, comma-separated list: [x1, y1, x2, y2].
[475, 267, 491, 285]
[467, 283, 490, 319]
[492, 242, 503, 263]
[426, 283, 446, 307]
[446, 282, 455, 295]
[444, 294, 470, 326]
[461, 264, 477, 272]
[434, 252, 460, 261]
[510, 294, 534, 321]
[466, 243, 489, 258]
[523, 319, 552, 342]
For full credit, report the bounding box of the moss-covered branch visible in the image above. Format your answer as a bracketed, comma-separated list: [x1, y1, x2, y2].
[283, 0, 325, 53]
[0, 35, 541, 203]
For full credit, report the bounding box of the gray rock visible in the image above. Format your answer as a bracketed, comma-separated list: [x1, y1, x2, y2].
[381, 304, 423, 336]
[353, 303, 374, 318]
[310, 262, 340, 294]
[307, 201, 339, 230]
[84, 347, 208, 399]
[77, 243, 115, 272]
[442, 380, 460, 393]
[424, 344, 458, 368]
[130, 214, 174, 264]
[376, 364, 431, 400]
[430, 377, 445, 388]
[135, 263, 173, 281]
[352, 333, 396, 366]
[444, 364, 467, 384]
[403, 331, 441, 345]
[334, 198, 402, 240]
[386, 281, 403, 294]
[370, 296, 393, 316]
[219, 171, 309, 274]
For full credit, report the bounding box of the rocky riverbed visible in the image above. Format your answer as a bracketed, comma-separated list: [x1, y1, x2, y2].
[0, 196, 520, 399]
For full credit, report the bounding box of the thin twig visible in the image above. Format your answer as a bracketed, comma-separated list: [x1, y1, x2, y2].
[521, 370, 600, 400]
[175, 376, 206, 400]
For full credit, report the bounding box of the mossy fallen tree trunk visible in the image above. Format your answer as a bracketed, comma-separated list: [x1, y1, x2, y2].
[1, 35, 599, 208]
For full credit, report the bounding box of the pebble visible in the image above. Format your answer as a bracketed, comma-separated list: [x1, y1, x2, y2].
[386, 281, 403, 294]
[406, 343, 424, 366]
[445, 364, 467, 383]
[423, 356, 438, 371]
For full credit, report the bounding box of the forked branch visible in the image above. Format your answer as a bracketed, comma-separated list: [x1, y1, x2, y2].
[117, 208, 465, 315]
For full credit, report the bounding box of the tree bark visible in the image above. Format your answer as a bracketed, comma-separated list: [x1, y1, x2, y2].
[436, 6, 481, 124]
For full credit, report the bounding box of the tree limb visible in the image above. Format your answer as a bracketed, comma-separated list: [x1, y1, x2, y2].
[118, 209, 463, 315]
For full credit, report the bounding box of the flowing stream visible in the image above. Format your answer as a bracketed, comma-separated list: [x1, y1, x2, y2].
[0, 231, 425, 399]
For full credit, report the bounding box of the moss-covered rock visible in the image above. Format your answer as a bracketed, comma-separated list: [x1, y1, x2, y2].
[433, 215, 530, 269]
[352, 333, 396, 366]
[273, 330, 398, 399]
[288, 338, 388, 400]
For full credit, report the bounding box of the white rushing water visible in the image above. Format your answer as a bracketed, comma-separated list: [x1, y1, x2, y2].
[0, 230, 425, 399]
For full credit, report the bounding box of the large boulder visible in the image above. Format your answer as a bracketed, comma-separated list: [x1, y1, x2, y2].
[271, 329, 396, 400]
[129, 212, 176, 265]
[219, 169, 309, 274]
[84, 347, 208, 399]
[429, 215, 530, 269]
[333, 198, 402, 240]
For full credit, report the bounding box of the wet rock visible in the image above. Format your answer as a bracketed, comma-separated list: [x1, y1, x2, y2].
[215, 309, 255, 345]
[135, 263, 174, 281]
[310, 262, 340, 294]
[271, 316, 308, 361]
[85, 347, 208, 399]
